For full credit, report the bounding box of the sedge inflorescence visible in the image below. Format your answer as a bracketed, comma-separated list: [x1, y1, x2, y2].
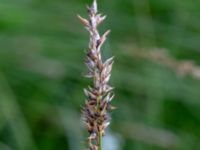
[78, 0, 115, 149]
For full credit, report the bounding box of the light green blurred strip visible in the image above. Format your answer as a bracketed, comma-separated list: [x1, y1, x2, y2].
[0, 108, 6, 132]
[146, 86, 165, 125]
[132, 0, 156, 46]
[0, 141, 12, 150]
[57, 106, 84, 150]
[0, 73, 38, 150]
[115, 122, 182, 149]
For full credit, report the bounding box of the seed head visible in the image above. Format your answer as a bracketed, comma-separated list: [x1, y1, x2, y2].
[78, 0, 114, 149]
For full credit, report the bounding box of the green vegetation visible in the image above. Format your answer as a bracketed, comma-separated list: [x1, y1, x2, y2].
[0, 0, 200, 150]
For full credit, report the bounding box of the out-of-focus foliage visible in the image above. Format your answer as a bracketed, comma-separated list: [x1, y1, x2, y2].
[0, 0, 200, 150]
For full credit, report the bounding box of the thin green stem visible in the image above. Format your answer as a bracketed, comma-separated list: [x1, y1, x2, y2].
[98, 132, 103, 150]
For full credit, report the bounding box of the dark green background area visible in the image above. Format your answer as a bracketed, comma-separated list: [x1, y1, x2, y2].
[0, 0, 200, 150]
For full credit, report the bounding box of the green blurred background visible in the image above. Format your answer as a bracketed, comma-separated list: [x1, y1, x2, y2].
[0, 0, 200, 150]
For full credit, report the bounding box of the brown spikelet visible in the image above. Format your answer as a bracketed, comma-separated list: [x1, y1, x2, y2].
[77, 15, 89, 26]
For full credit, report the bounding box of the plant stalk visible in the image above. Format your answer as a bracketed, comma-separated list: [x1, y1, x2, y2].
[98, 131, 103, 150]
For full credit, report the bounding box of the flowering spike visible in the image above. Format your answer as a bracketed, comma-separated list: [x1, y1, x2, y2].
[79, 0, 114, 149]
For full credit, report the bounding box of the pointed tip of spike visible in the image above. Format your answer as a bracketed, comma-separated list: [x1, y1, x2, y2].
[92, 0, 97, 14]
[93, 0, 97, 6]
